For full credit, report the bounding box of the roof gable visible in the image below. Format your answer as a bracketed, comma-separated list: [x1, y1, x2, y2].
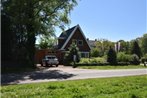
[59, 25, 77, 40]
[60, 25, 91, 50]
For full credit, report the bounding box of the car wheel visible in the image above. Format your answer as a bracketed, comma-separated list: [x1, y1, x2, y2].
[45, 63, 48, 67]
[42, 61, 47, 67]
[41, 63, 43, 66]
[56, 65, 58, 67]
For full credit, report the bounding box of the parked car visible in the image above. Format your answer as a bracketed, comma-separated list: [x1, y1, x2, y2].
[41, 55, 59, 67]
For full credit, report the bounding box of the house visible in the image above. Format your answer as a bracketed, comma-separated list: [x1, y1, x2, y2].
[35, 24, 91, 64]
[88, 39, 97, 48]
[57, 24, 91, 63]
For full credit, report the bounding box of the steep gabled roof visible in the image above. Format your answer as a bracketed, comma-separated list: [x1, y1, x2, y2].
[58, 25, 77, 49]
[59, 24, 91, 50]
[59, 25, 77, 40]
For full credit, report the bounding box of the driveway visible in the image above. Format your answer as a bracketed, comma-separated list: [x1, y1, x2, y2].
[1, 65, 147, 85]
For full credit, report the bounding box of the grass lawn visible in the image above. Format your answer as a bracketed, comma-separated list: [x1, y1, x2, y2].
[1, 75, 147, 98]
[78, 65, 146, 70]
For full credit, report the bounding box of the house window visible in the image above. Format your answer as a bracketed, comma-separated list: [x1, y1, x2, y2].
[78, 40, 83, 46]
[80, 52, 89, 58]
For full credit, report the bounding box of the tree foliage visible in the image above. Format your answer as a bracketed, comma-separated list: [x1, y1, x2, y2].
[107, 47, 117, 65]
[1, 0, 78, 67]
[91, 48, 100, 57]
[141, 34, 147, 55]
[118, 40, 130, 54]
[94, 39, 114, 56]
[131, 40, 142, 59]
[64, 43, 80, 66]
[130, 54, 140, 65]
[38, 36, 57, 49]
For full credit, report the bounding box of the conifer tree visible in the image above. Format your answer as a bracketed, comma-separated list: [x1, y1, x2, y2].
[107, 47, 117, 65]
[131, 41, 142, 59]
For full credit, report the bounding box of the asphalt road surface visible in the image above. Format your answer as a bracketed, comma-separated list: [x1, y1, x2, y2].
[2, 66, 147, 85]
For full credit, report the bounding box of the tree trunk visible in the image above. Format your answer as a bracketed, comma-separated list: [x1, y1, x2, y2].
[26, 1, 36, 67]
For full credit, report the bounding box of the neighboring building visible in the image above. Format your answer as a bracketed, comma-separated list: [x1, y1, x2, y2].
[35, 24, 91, 64]
[88, 39, 97, 48]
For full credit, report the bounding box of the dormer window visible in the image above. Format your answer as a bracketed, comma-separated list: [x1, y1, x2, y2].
[78, 40, 83, 46]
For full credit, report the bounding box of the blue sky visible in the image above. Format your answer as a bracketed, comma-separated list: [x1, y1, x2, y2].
[56, 0, 147, 42]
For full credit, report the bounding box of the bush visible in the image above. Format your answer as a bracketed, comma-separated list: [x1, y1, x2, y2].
[79, 58, 90, 64]
[141, 54, 147, 63]
[117, 52, 132, 62]
[117, 62, 130, 65]
[90, 57, 106, 64]
[130, 54, 140, 65]
[78, 57, 106, 64]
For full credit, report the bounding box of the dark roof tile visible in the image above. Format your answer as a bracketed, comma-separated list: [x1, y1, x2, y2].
[58, 25, 77, 49]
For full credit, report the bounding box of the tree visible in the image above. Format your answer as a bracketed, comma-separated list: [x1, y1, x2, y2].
[1, 0, 78, 67]
[64, 43, 80, 67]
[141, 34, 147, 55]
[91, 48, 100, 57]
[107, 47, 117, 65]
[118, 40, 130, 54]
[38, 36, 57, 49]
[95, 39, 114, 56]
[131, 40, 142, 59]
[1, 14, 14, 62]
[130, 54, 140, 65]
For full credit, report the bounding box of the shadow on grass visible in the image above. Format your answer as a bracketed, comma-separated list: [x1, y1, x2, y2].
[1, 69, 75, 85]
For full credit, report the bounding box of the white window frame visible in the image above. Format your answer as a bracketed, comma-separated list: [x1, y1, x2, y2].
[80, 52, 89, 58]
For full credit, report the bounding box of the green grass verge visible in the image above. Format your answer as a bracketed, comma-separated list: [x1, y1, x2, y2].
[1, 75, 147, 98]
[78, 65, 146, 70]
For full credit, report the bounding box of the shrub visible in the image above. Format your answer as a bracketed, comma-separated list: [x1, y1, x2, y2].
[117, 62, 130, 65]
[90, 57, 106, 63]
[78, 57, 106, 64]
[141, 54, 147, 62]
[130, 54, 140, 65]
[79, 58, 90, 64]
[117, 52, 131, 62]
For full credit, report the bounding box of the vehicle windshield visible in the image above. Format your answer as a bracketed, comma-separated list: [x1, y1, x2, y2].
[47, 57, 56, 59]
[45, 56, 57, 59]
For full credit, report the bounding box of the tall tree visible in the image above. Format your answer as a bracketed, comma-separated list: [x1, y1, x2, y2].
[107, 47, 117, 65]
[1, 0, 78, 67]
[131, 40, 142, 59]
[38, 36, 57, 49]
[95, 39, 114, 56]
[141, 34, 147, 55]
[1, 14, 14, 62]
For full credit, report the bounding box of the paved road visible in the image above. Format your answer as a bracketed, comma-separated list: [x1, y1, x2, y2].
[1, 66, 147, 85]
